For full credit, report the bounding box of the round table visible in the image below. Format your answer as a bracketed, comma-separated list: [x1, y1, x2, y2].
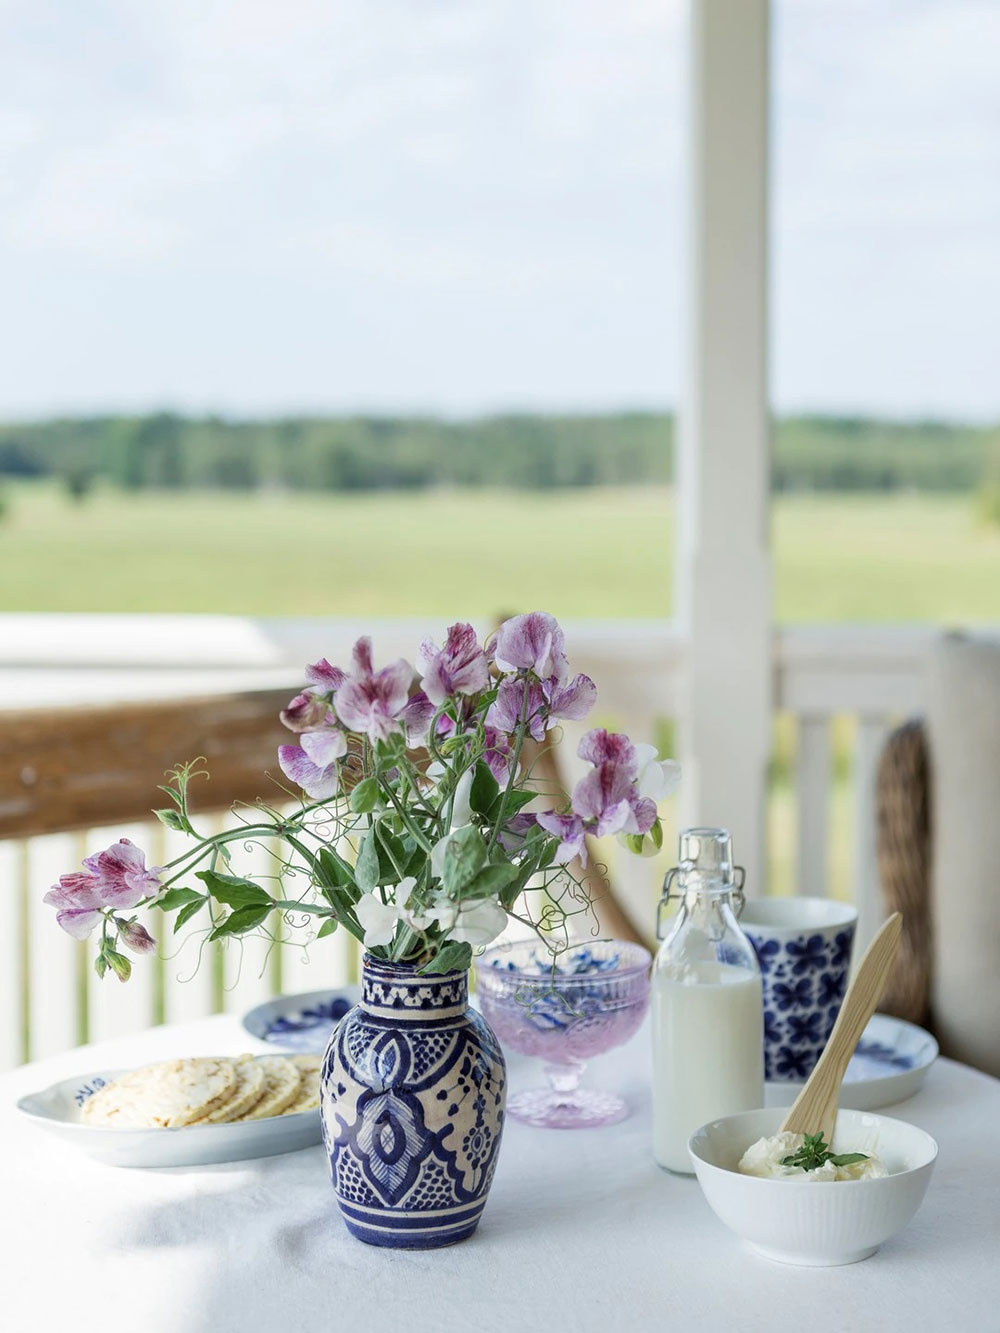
[4, 1015, 999, 1332]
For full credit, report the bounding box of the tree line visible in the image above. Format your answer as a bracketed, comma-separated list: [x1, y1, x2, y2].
[0, 412, 995, 495]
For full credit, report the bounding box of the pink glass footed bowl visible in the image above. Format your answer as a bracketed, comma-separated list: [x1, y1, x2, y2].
[476, 939, 651, 1129]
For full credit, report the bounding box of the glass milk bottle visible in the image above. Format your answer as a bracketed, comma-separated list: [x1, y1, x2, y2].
[652, 828, 764, 1173]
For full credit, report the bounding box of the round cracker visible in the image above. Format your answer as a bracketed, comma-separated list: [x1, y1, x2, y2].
[235, 1056, 301, 1121]
[81, 1058, 237, 1129]
[280, 1085, 320, 1115]
[193, 1056, 267, 1124]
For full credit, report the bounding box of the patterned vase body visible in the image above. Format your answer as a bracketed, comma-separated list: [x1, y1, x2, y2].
[320, 955, 506, 1248]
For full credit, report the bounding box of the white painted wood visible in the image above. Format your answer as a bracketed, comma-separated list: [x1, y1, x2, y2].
[853, 717, 890, 960]
[26, 832, 83, 1059]
[795, 718, 831, 898]
[676, 0, 772, 891]
[0, 841, 24, 1070]
[86, 823, 156, 1043]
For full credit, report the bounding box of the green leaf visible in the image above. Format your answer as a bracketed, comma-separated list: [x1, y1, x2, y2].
[469, 762, 500, 815]
[209, 903, 272, 940]
[441, 824, 487, 896]
[374, 733, 406, 766]
[460, 863, 518, 901]
[621, 833, 645, 855]
[173, 897, 208, 933]
[317, 846, 353, 891]
[156, 886, 204, 912]
[827, 1152, 870, 1167]
[154, 807, 190, 832]
[420, 940, 473, 975]
[350, 777, 380, 814]
[354, 833, 379, 893]
[195, 869, 273, 910]
[316, 918, 338, 939]
[649, 818, 663, 852]
[374, 824, 407, 883]
[94, 953, 108, 980]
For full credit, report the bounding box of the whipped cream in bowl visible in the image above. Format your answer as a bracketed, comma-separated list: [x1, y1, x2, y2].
[738, 1130, 889, 1182]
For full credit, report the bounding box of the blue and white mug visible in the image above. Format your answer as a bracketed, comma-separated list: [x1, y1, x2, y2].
[740, 898, 857, 1082]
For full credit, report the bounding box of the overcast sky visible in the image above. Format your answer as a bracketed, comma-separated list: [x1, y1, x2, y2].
[1, 0, 997, 421]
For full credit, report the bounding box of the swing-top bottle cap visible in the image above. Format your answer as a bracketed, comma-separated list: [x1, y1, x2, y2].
[677, 827, 736, 887]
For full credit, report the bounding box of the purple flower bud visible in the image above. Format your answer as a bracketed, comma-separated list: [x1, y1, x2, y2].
[118, 919, 157, 955]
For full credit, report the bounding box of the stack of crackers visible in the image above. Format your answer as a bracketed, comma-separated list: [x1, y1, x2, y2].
[80, 1054, 321, 1129]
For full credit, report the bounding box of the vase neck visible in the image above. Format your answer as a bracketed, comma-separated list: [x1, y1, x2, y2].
[361, 956, 468, 1021]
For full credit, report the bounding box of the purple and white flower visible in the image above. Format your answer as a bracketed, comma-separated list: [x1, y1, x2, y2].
[278, 743, 341, 799]
[44, 839, 162, 940]
[417, 623, 490, 705]
[491, 612, 568, 683]
[334, 637, 415, 743]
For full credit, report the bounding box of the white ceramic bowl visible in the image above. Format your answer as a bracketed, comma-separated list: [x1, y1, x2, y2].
[689, 1107, 937, 1266]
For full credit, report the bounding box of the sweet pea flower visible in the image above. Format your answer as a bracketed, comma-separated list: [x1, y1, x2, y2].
[84, 838, 163, 906]
[491, 612, 568, 683]
[542, 673, 597, 723]
[279, 691, 331, 733]
[278, 744, 341, 799]
[354, 891, 402, 947]
[425, 897, 508, 948]
[485, 678, 547, 740]
[43, 874, 107, 939]
[334, 637, 415, 743]
[634, 744, 682, 800]
[400, 690, 435, 743]
[483, 726, 514, 783]
[571, 762, 649, 836]
[44, 839, 162, 940]
[417, 623, 490, 705]
[534, 811, 588, 866]
[578, 729, 637, 773]
[280, 658, 347, 732]
[306, 658, 347, 692]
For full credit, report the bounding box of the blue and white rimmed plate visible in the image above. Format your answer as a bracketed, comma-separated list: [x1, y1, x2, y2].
[241, 987, 358, 1054]
[16, 1064, 323, 1168]
[764, 1013, 938, 1111]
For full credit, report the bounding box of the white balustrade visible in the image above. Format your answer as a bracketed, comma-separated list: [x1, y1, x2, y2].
[0, 618, 942, 1068]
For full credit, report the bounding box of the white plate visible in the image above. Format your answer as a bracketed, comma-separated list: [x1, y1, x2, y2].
[764, 1013, 939, 1111]
[16, 1065, 323, 1168]
[241, 987, 358, 1053]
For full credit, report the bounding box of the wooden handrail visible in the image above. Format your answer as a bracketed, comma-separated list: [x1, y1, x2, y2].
[0, 689, 292, 839]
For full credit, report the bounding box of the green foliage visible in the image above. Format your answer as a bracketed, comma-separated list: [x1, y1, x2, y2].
[194, 869, 273, 909]
[2, 411, 991, 496]
[420, 940, 473, 975]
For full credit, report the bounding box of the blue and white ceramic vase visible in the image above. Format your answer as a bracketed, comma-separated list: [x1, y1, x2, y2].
[320, 954, 506, 1248]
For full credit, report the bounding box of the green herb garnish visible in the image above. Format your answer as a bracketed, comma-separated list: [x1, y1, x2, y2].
[780, 1132, 869, 1172]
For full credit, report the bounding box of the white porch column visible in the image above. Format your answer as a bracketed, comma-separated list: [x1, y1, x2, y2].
[676, 0, 772, 892]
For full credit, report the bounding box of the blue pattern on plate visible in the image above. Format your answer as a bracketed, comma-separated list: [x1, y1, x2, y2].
[260, 997, 352, 1052]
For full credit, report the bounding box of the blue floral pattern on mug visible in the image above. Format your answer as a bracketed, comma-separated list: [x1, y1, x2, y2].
[746, 924, 856, 1081]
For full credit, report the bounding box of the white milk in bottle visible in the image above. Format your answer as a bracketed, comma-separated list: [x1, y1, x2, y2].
[652, 829, 764, 1173]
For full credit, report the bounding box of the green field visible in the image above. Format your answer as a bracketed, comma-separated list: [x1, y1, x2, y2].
[2, 482, 999, 623]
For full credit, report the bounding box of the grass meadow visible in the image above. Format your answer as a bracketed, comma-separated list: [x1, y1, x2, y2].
[3, 480, 1000, 623]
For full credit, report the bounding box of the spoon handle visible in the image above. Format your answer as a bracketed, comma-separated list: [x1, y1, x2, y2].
[779, 912, 902, 1144]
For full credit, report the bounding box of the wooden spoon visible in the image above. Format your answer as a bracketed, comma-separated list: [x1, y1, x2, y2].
[779, 911, 902, 1145]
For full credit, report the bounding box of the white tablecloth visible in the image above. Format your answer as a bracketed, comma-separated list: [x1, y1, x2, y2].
[3, 1016, 999, 1333]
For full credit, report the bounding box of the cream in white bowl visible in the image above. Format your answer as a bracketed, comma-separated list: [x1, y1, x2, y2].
[688, 1107, 937, 1266]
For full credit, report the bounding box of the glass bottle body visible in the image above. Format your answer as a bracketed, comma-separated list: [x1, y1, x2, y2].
[651, 832, 764, 1173]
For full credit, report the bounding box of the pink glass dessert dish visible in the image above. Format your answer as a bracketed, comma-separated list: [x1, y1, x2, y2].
[476, 939, 651, 1128]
